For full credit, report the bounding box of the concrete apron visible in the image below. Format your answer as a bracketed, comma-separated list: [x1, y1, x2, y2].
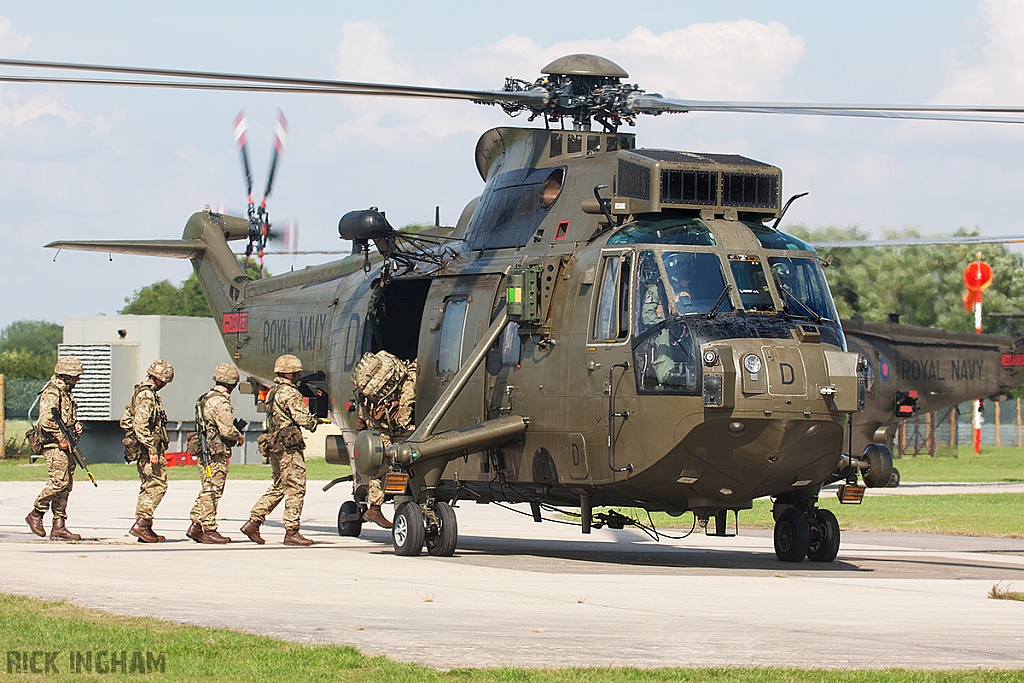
[1, 480, 1023, 670]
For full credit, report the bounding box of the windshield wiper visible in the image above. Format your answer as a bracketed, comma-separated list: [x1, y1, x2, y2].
[706, 284, 733, 320]
[779, 284, 822, 323]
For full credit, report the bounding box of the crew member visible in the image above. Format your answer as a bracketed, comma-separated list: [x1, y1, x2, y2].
[26, 356, 86, 541]
[121, 360, 174, 543]
[241, 354, 318, 546]
[187, 363, 244, 544]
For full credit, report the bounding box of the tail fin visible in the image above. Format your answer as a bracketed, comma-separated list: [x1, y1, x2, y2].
[46, 210, 249, 319]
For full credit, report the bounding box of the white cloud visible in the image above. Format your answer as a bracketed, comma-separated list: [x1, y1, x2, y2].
[464, 22, 805, 101]
[0, 16, 82, 136]
[0, 16, 31, 57]
[325, 20, 805, 151]
[938, 0, 1024, 104]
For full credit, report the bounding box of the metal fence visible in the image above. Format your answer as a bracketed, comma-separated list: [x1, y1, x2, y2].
[895, 400, 1024, 457]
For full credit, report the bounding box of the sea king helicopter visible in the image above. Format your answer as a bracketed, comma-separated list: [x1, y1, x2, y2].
[9, 53, 1024, 563]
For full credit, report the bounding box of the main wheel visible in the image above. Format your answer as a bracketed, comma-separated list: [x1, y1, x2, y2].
[392, 502, 425, 556]
[774, 507, 810, 562]
[337, 500, 362, 537]
[862, 444, 894, 488]
[806, 508, 840, 563]
[426, 501, 458, 557]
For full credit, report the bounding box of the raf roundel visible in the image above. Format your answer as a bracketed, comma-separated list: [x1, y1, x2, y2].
[879, 357, 891, 382]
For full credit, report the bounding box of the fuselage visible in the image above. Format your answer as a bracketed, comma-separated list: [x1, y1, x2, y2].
[210, 126, 862, 513]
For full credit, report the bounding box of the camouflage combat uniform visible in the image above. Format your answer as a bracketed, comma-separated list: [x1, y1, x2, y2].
[641, 283, 673, 384]
[189, 386, 242, 531]
[122, 379, 170, 520]
[354, 354, 417, 506]
[249, 377, 317, 531]
[31, 377, 80, 521]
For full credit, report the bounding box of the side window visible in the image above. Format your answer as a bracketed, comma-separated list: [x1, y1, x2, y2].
[593, 253, 632, 342]
[437, 298, 468, 378]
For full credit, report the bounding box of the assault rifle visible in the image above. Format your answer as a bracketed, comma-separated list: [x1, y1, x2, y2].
[195, 400, 212, 478]
[52, 410, 97, 487]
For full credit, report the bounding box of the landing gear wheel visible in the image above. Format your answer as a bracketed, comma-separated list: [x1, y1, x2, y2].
[862, 444, 894, 488]
[887, 467, 901, 488]
[426, 501, 458, 557]
[337, 500, 362, 537]
[774, 507, 810, 563]
[392, 502, 425, 556]
[806, 508, 840, 563]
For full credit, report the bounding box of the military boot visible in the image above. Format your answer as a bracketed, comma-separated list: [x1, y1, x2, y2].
[130, 518, 161, 544]
[283, 528, 314, 546]
[240, 519, 265, 545]
[199, 529, 231, 544]
[186, 522, 203, 543]
[50, 518, 82, 541]
[25, 509, 46, 537]
[363, 504, 393, 529]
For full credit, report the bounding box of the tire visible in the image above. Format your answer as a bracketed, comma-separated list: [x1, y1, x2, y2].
[337, 500, 362, 537]
[426, 501, 458, 557]
[887, 467, 901, 488]
[392, 502, 425, 557]
[862, 444, 894, 488]
[774, 507, 810, 563]
[806, 508, 840, 563]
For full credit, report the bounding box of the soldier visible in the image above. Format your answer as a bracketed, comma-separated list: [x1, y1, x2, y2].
[240, 354, 318, 546]
[121, 360, 174, 544]
[25, 356, 86, 541]
[186, 363, 245, 544]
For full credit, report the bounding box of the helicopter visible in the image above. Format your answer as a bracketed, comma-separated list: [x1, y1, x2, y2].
[11, 53, 1024, 563]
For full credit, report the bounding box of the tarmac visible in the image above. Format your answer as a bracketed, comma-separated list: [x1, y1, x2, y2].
[1, 477, 1023, 670]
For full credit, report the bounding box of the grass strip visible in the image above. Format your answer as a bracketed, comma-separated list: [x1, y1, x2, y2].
[893, 446, 1024, 483]
[625, 494, 1024, 538]
[0, 592, 1021, 682]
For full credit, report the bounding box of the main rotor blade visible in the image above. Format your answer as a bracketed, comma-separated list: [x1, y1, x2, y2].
[629, 95, 1024, 124]
[808, 234, 1024, 249]
[0, 59, 548, 106]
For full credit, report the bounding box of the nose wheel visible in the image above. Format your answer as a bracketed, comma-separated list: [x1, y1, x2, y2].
[773, 507, 809, 562]
[391, 500, 459, 557]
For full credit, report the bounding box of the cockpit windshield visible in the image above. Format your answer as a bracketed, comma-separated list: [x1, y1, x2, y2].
[768, 256, 838, 321]
[728, 256, 775, 312]
[635, 250, 728, 323]
[608, 217, 716, 246]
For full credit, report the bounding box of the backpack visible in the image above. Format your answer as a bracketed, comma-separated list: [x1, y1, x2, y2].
[351, 351, 407, 403]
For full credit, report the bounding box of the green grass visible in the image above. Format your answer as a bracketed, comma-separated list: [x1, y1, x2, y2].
[989, 583, 1024, 602]
[894, 446, 1024, 483]
[0, 592, 1021, 682]
[637, 494, 1024, 538]
[0, 455, 350, 482]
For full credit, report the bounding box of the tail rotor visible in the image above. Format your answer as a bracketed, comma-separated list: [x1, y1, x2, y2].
[235, 109, 288, 267]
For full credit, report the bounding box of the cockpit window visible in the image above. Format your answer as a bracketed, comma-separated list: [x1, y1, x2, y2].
[635, 250, 728, 325]
[746, 222, 815, 251]
[728, 256, 775, 312]
[769, 256, 838, 321]
[608, 217, 716, 246]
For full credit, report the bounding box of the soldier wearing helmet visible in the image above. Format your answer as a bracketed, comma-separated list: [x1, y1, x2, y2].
[186, 363, 245, 545]
[120, 359, 174, 543]
[241, 353, 319, 546]
[26, 356, 86, 541]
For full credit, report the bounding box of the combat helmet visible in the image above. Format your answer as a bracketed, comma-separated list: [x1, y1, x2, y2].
[213, 363, 240, 385]
[54, 356, 84, 378]
[274, 354, 303, 374]
[147, 359, 175, 383]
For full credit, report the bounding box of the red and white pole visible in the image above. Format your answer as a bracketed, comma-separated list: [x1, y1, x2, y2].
[973, 295, 982, 454]
[964, 254, 992, 455]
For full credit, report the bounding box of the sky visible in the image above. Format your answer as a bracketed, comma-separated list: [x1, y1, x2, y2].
[2, 0, 1024, 329]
